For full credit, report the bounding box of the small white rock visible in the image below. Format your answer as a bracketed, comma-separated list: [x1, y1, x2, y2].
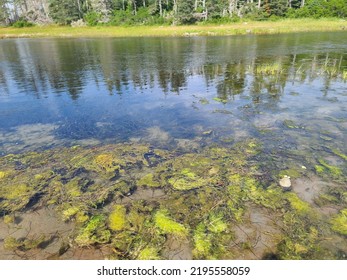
[301, 166, 307, 170]
[279, 175, 291, 190]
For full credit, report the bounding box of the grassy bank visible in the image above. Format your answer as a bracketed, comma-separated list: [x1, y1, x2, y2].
[0, 18, 346, 39]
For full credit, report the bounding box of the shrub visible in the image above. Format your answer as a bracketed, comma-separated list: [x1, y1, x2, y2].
[12, 19, 34, 28]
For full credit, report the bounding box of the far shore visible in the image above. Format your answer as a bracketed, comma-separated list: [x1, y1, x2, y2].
[0, 19, 346, 39]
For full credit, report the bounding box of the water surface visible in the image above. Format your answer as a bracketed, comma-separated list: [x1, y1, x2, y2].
[0, 32, 347, 260]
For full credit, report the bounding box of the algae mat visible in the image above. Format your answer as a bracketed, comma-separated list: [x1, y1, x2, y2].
[0, 139, 346, 260]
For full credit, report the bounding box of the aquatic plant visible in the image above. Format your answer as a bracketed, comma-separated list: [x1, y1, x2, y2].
[279, 168, 302, 179]
[323, 66, 339, 77]
[331, 149, 347, 161]
[164, 154, 218, 191]
[314, 193, 339, 207]
[212, 97, 228, 104]
[330, 209, 347, 236]
[154, 209, 188, 237]
[283, 119, 300, 129]
[315, 165, 325, 174]
[94, 154, 122, 173]
[137, 246, 161, 260]
[343, 70, 347, 80]
[208, 212, 228, 233]
[61, 205, 89, 223]
[3, 215, 15, 224]
[109, 205, 127, 231]
[317, 159, 342, 177]
[193, 223, 212, 258]
[277, 212, 321, 259]
[0, 183, 36, 212]
[4, 235, 47, 251]
[75, 215, 111, 246]
[286, 193, 311, 215]
[199, 98, 209, 105]
[0, 139, 345, 260]
[0, 171, 9, 179]
[255, 63, 282, 75]
[137, 173, 161, 188]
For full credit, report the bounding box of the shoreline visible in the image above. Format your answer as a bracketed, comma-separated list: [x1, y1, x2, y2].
[0, 19, 346, 39]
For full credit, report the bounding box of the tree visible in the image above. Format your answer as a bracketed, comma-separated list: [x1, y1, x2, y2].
[49, 0, 82, 24]
[177, 0, 195, 23]
[0, 0, 10, 25]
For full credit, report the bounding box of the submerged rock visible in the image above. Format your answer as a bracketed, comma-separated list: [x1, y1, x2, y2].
[279, 175, 292, 191]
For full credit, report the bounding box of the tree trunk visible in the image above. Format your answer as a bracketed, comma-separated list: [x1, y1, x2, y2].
[76, 0, 82, 18]
[173, 0, 177, 14]
[258, 0, 261, 8]
[133, 0, 137, 15]
[159, 0, 163, 16]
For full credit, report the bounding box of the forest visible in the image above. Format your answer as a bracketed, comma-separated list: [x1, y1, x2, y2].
[0, 0, 346, 27]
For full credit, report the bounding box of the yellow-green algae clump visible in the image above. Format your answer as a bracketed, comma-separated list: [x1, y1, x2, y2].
[137, 173, 161, 188]
[331, 209, 347, 236]
[75, 215, 111, 247]
[154, 209, 188, 237]
[109, 205, 127, 231]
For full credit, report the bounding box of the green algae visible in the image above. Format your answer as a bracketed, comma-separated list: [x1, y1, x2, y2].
[343, 70, 347, 80]
[137, 246, 161, 260]
[315, 164, 325, 174]
[137, 173, 161, 188]
[75, 215, 111, 247]
[0, 139, 345, 260]
[314, 193, 340, 207]
[208, 212, 228, 234]
[283, 119, 301, 129]
[279, 168, 302, 179]
[193, 223, 212, 258]
[212, 97, 228, 104]
[164, 154, 219, 191]
[286, 193, 311, 215]
[3, 215, 15, 224]
[94, 154, 122, 173]
[0, 170, 10, 179]
[199, 98, 209, 105]
[109, 205, 127, 231]
[4, 235, 47, 252]
[154, 209, 188, 237]
[317, 159, 342, 178]
[331, 149, 347, 161]
[0, 183, 36, 213]
[256, 63, 282, 75]
[330, 209, 347, 236]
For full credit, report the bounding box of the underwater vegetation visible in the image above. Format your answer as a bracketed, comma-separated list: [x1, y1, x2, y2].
[0, 139, 346, 260]
[255, 63, 283, 75]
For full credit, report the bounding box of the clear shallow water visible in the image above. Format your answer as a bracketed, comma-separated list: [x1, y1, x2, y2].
[0, 32, 347, 260]
[0, 32, 346, 154]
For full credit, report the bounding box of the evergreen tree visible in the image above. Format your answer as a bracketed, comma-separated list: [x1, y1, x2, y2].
[177, 0, 195, 23]
[49, 0, 82, 25]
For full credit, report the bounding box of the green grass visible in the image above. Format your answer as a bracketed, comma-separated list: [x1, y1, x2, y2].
[0, 19, 346, 38]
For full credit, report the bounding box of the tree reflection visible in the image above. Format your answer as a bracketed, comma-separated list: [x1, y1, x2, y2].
[0, 37, 346, 107]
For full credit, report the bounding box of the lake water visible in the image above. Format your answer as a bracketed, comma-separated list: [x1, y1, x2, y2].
[0, 32, 346, 260]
